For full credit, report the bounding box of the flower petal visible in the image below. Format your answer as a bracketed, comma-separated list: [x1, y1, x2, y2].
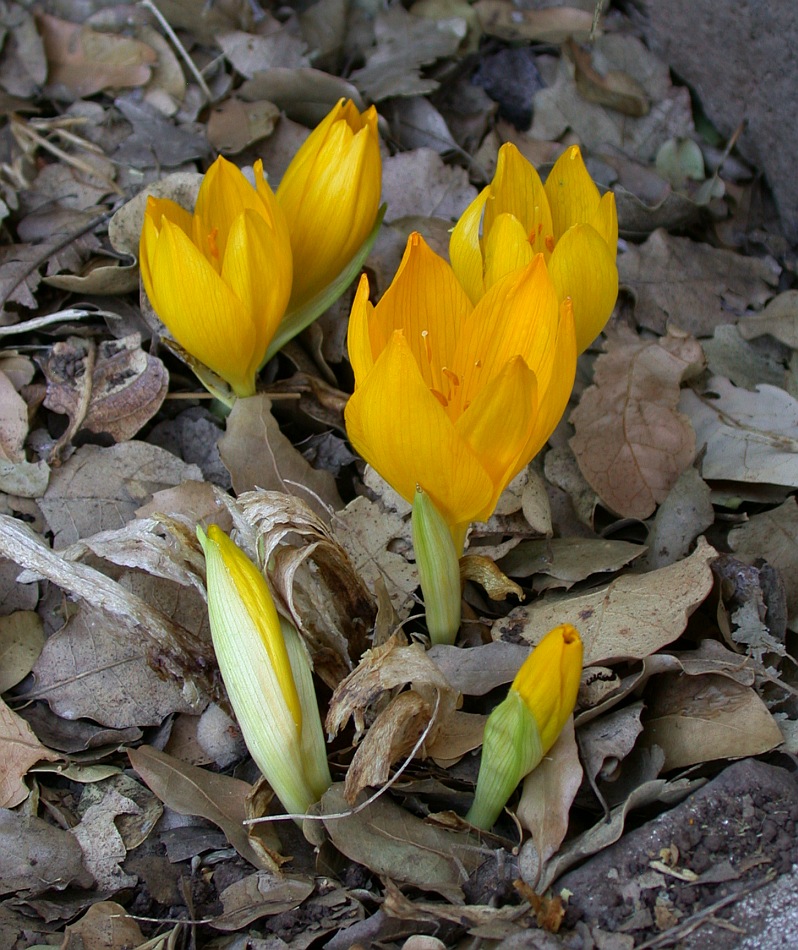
[149, 219, 259, 396]
[145, 195, 193, 237]
[453, 255, 560, 414]
[372, 233, 471, 401]
[345, 331, 494, 528]
[455, 355, 538, 519]
[347, 274, 376, 381]
[544, 145, 601, 241]
[449, 187, 488, 305]
[193, 156, 268, 261]
[483, 213, 535, 291]
[486, 143, 553, 259]
[548, 224, 618, 353]
[590, 191, 618, 250]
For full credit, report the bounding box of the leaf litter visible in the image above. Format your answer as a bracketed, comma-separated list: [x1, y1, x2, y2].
[0, 0, 796, 947]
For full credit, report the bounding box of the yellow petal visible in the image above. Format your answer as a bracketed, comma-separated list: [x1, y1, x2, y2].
[544, 145, 601, 241]
[193, 156, 269, 262]
[548, 224, 618, 353]
[346, 273, 377, 381]
[372, 233, 471, 401]
[512, 623, 583, 752]
[220, 209, 292, 380]
[455, 355, 538, 519]
[483, 213, 535, 291]
[344, 331, 494, 529]
[149, 219, 259, 396]
[145, 194, 193, 237]
[453, 255, 560, 415]
[590, 190, 618, 251]
[449, 187, 489, 305]
[486, 143, 553, 259]
[517, 297, 576, 465]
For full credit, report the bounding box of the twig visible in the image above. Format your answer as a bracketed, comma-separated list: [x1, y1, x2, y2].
[140, 0, 213, 103]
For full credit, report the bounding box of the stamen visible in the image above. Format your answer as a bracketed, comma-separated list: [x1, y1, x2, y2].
[474, 359, 482, 369]
[421, 329, 432, 364]
[207, 227, 220, 260]
[442, 368, 460, 387]
[545, 235, 555, 253]
[430, 388, 448, 408]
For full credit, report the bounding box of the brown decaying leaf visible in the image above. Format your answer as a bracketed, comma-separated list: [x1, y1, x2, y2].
[516, 719, 582, 889]
[206, 97, 280, 154]
[570, 329, 704, 519]
[37, 12, 157, 98]
[474, 1, 594, 43]
[0, 610, 45, 693]
[41, 334, 168, 450]
[69, 787, 140, 891]
[567, 38, 650, 117]
[60, 902, 144, 948]
[495, 537, 717, 666]
[0, 369, 27, 462]
[0, 808, 94, 896]
[212, 870, 314, 931]
[128, 745, 282, 870]
[643, 672, 783, 770]
[738, 289, 798, 348]
[619, 229, 780, 336]
[0, 696, 60, 807]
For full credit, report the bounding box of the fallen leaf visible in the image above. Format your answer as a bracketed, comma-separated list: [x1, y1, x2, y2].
[216, 26, 309, 78]
[738, 289, 798, 348]
[129, 745, 282, 870]
[0, 697, 60, 807]
[212, 870, 314, 931]
[382, 148, 476, 225]
[39, 442, 202, 548]
[495, 537, 717, 666]
[206, 96, 280, 154]
[428, 640, 530, 696]
[570, 329, 704, 519]
[474, 2, 594, 43]
[701, 324, 786, 392]
[426, 710, 486, 767]
[0, 369, 27, 462]
[680, 377, 798, 487]
[386, 96, 460, 154]
[568, 38, 650, 117]
[60, 902, 144, 948]
[643, 673, 783, 770]
[37, 12, 156, 98]
[619, 230, 780, 336]
[516, 720, 583, 888]
[501, 537, 644, 589]
[113, 97, 211, 169]
[219, 394, 342, 517]
[0, 808, 93, 896]
[239, 67, 364, 126]
[639, 466, 714, 571]
[69, 787, 140, 891]
[577, 703, 645, 787]
[320, 782, 484, 901]
[0, 611, 45, 693]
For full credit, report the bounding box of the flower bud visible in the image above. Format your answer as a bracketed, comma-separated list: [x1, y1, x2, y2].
[466, 624, 582, 829]
[198, 525, 331, 818]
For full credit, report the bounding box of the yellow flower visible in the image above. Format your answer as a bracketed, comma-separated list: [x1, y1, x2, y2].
[198, 525, 331, 818]
[345, 232, 576, 555]
[466, 624, 583, 830]
[450, 143, 618, 353]
[277, 99, 381, 310]
[140, 157, 293, 398]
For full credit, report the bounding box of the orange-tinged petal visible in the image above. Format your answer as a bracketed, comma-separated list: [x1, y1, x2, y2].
[345, 331, 494, 528]
[346, 274, 377, 381]
[449, 187, 489, 305]
[544, 145, 601, 241]
[149, 219, 259, 396]
[220, 209, 293, 379]
[455, 355, 538, 520]
[517, 297, 576, 467]
[512, 623, 583, 752]
[372, 233, 471, 400]
[453, 255, 560, 414]
[547, 224, 618, 353]
[483, 213, 535, 290]
[486, 143, 553, 258]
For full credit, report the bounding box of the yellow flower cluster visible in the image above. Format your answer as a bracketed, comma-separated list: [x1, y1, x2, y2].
[140, 100, 381, 399]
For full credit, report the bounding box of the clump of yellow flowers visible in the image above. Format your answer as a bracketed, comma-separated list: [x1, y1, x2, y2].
[140, 99, 381, 401]
[345, 145, 617, 644]
[198, 525, 331, 818]
[467, 624, 583, 830]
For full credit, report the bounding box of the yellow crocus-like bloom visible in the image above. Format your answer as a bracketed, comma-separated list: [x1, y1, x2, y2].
[345, 232, 576, 556]
[277, 99, 381, 310]
[198, 525, 331, 818]
[140, 156, 293, 399]
[450, 143, 618, 353]
[467, 624, 583, 830]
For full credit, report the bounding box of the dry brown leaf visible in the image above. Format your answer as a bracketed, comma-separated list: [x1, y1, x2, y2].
[0, 696, 60, 808]
[128, 745, 282, 870]
[577, 703, 645, 787]
[239, 68, 363, 126]
[206, 97, 280, 154]
[213, 870, 314, 931]
[216, 26, 309, 78]
[427, 709, 486, 767]
[427, 640, 530, 696]
[37, 12, 156, 98]
[570, 329, 704, 519]
[495, 537, 717, 666]
[0, 369, 27, 463]
[60, 902, 144, 948]
[39, 442, 202, 548]
[567, 38, 649, 117]
[738, 289, 798, 348]
[643, 673, 783, 770]
[69, 787, 140, 891]
[382, 148, 476, 226]
[516, 720, 582, 889]
[474, 2, 594, 43]
[640, 466, 714, 571]
[619, 229, 780, 335]
[0, 808, 93, 896]
[219, 394, 342, 517]
[0, 611, 45, 693]
[41, 335, 168, 449]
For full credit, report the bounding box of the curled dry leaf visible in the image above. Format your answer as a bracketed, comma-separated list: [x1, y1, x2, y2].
[213, 870, 314, 931]
[643, 673, 784, 770]
[577, 702, 645, 788]
[231, 490, 375, 687]
[41, 334, 168, 447]
[69, 787, 140, 891]
[495, 536, 717, 666]
[570, 329, 704, 519]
